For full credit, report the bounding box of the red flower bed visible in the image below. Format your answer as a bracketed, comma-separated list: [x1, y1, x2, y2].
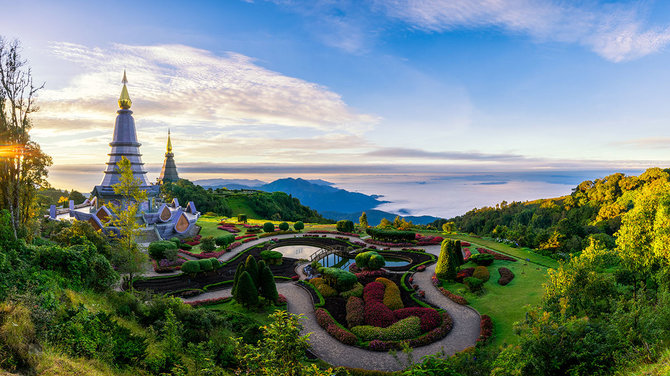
[184, 296, 231, 306]
[368, 340, 397, 352]
[455, 267, 475, 283]
[416, 265, 426, 272]
[478, 314, 493, 343]
[277, 294, 287, 305]
[315, 308, 358, 345]
[185, 240, 201, 246]
[355, 269, 388, 280]
[407, 311, 453, 347]
[217, 226, 240, 233]
[179, 241, 242, 259]
[476, 248, 517, 262]
[498, 267, 515, 285]
[363, 282, 397, 328]
[460, 241, 471, 247]
[364, 239, 414, 247]
[415, 234, 444, 245]
[394, 307, 442, 332]
[438, 287, 468, 305]
[235, 234, 256, 240]
[241, 223, 262, 229]
[307, 230, 360, 237]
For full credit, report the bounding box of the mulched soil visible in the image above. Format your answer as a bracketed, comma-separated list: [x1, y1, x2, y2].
[324, 296, 347, 325]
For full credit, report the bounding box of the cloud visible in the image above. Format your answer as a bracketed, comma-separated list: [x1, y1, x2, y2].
[372, 0, 670, 62]
[365, 147, 525, 161]
[611, 137, 670, 149]
[35, 42, 378, 133]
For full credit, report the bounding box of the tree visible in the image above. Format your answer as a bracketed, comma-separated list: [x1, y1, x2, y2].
[0, 37, 52, 240]
[232, 262, 245, 299]
[68, 190, 86, 204]
[263, 222, 275, 233]
[442, 222, 454, 233]
[278, 222, 289, 231]
[259, 264, 279, 304]
[359, 212, 368, 230]
[293, 221, 304, 231]
[235, 311, 337, 376]
[336, 220, 354, 233]
[200, 236, 216, 252]
[379, 218, 392, 228]
[235, 271, 258, 307]
[245, 255, 259, 286]
[107, 156, 148, 290]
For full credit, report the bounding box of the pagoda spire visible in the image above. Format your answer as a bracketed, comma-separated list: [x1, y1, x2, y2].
[167, 129, 172, 153]
[158, 129, 179, 184]
[118, 70, 132, 109]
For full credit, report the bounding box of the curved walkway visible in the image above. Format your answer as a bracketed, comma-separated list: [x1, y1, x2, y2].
[178, 236, 481, 372]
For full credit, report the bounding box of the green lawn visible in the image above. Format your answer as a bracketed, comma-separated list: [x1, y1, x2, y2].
[206, 299, 285, 325]
[446, 233, 559, 269]
[441, 235, 555, 347]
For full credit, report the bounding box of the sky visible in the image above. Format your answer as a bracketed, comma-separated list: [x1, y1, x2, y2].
[3, 0, 670, 216]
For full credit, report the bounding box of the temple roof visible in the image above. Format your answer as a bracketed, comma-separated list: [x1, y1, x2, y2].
[167, 129, 172, 153]
[118, 70, 132, 109]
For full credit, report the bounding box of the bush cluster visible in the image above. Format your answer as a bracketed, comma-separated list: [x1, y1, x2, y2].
[352, 316, 421, 341]
[498, 267, 515, 285]
[340, 282, 364, 298]
[355, 251, 386, 270]
[455, 267, 475, 283]
[262, 222, 275, 233]
[319, 267, 358, 291]
[278, 222, 289, 231]
[363, 282, 396, 328]
[478, 314, 493, 343]
[473, 266, 490, 282]
[259, 250, 283, 265]
[375, 277, 404, 310]
[346, 296, 365, 328]
[200, 236, 216, 252]
[393, 307, 442, 332]
[464, 277, 484, 292]
[215, 234, 235, 247]
[336, 220, 355, 233]
[148, 241, 178, 261]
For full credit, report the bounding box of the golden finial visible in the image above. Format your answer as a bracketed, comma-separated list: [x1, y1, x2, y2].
[118, 70, 132, 109]
[167, 129, 172, 153]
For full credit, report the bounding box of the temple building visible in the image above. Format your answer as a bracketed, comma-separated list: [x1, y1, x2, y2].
[92, 70, 160, 200]
[158, 129, 179, 184]
[50, 72, 199, 241]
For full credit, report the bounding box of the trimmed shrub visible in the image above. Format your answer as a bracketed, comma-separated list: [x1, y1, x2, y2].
[263, 222, 275, 233]
[310, 277, 325, 286]
[470, 253, 495, 266]
[198, 259, 213, 272]
[365, 228, 415, 242]
[259, 250, 283, 265]
[336, 220, 355, 233]
[235, 271, 258, 307]
[232, 263, 245, 296]
[245, 255, 259, 286]
[363, 282, 397, 328]
[464, 277, 484, 292]
[363, 281, 386, 303]
[438, 287, 468, 305]
[355, 251, 385, 270]
[436, 239, 461, 280]
[181, 260, 200, 274]
[200, 236, 216, 252]
[278, 222, 289, 231]
[315, 309, 358, 346]
[321, 267, 358, 291]
[294, 221, 304, 231]
[393, 307, 442, 332]
[148, 240, 177, 260]
[215, 234, 235, 247]
[498, 267, 515, 285]
[375, 277, 403, 310]
[163, 247, 178, 262]
[473, 266, 490, 282]
[340, 282, 364, 298]
[259, 265, 279, 303]
[179, 243, 193, 251]
[478, 314, 493, 343]
[352, 316, 422, 341]
[237, 214, 247, 223]
[346, 296, 365, 328]
[208, 257, 219, 269]
[316, 283, 337, 297]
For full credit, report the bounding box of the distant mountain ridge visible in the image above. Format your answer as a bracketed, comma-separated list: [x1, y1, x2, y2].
[193, 177, 442, 225]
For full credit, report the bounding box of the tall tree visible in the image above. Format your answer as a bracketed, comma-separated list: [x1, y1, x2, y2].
[0, 37, 51, 239]
[107, 156, 148, 289]
[359, 211, 368, 230]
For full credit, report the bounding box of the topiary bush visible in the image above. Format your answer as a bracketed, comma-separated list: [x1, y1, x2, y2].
[340, 282, 364, 298]
[181, 260, 200, 274]
[170, 237, 180, 248]
[278, 222, 289, 231]
[436, 239, 461, 280]
[320, 267, 358, 291]
[464, 277, 484, 292]
[235, 271, 258, 307]
[473, 266, 490, 282]
[470, 253, 495, 266]
[336, 220, 355, 233]
[208, 257, 219, 269]
[180, 243, 192, 251]
[393, 307, 442, 332]
[200, 236, 216, 252]
[198, 259, 213, 272]
[215, 234, 235, 247]
[455, 267, 475, 283]
[237, 214, 247, 223]
[316, 283, 337, 297]
[355, 251, 385, 270]
[352, 316, 422, 341]
[259, 264, 278, 304]
[263, 222, 275, 233]
[294, 221, 304, 231]
[375, 277, 403, 310]
[259, 250, 283, 265]
[148, 240, 177, 260]
[346, 296, 365, 328]
[498, 267, 515, 285]
[163, 247, 178, 262]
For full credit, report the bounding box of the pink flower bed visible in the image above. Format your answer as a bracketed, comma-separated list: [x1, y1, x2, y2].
[394, 307, 442, 331]
[364, 239, 414, 247]
[462, 248, 472, 261]
[184, 296, 231, 306]
[355, 269, 388, 279]
[438, 287, 468, 305]
[217, 226, 240, 233]
[477, 248, 517, 262]
[415, 234, 443, 245]
[416, 265, 427, 272]
[277, 294, 287, 305]
[241, 223, 262, 229]
[461, 241, 471, 247]
[307, 230, 360, 237]
[478, 315, 493, 343]
[431, 274, 439, 287]
[235, 234, 256, 240]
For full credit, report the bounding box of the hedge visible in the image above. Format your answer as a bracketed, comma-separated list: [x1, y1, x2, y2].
[316, 283, 337, 297]
[393, 307, 442, 332]
[340, 282, 364, 298]
[148, 240, 177, 260]
[315, 308, 359, 346]
[498, 267, 515, 285]
[375, 277, 403, 310]
[365, 228, 415, 243]
[259, 250, 283, 265]
[355, 251, 385, 270]
[346, 296, 365, 328]
[197, 259, 213, 272]
[181, 260, 200, 274]
[351, 316, 421, 341]
[336, 220, 355, 233]
[473, 266, 490, 282]
[320, 267, 357, 291]
[470, 253, 494, 266]
[215, 234, 236, 247]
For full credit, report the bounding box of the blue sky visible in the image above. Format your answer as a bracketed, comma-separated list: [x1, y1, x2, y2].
[3, 0, 670, 194]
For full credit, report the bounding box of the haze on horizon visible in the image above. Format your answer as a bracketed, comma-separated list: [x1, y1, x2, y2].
[4, 0, 670, 216]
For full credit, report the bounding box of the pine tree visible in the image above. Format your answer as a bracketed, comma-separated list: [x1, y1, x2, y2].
[245, 255, 259, 286]
[259, 264, 278, 304]
[359, 212, 368, 230]
[232, 262, 245, 298]
[235, 271, 258, 307]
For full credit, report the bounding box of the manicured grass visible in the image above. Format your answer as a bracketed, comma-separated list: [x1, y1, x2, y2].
[446, 233, 560, 269]
[206, 299, 284, 325]
[226, 196, 261, 219]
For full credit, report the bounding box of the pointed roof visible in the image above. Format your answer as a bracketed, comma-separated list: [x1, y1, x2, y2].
[167, 129, 172, 153]
[118, 70, 132, 109]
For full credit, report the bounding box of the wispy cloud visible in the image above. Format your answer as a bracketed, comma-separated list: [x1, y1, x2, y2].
[611, 137, 670, 149]
[373, 0, 670, 62]
[35, 42, 378, 133]
[365, 147, 525, 161]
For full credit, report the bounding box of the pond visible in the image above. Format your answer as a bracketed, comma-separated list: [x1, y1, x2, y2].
[318, 254, 410, 269]
[272, 245, 323, 259]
